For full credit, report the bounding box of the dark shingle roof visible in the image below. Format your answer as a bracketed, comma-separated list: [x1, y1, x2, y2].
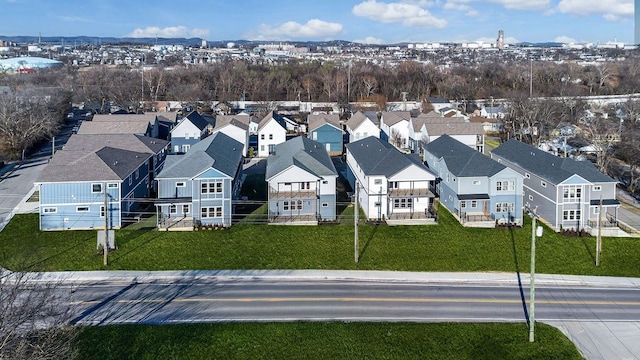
[492, 139, 615, 184]
[182, 111, 209, 130]
[346, 111, 378, 129]
[157, 132, 243, 179]
[346, 136, 433, 177]
[265, 137, 337, 180]
[424, 135, 505, 177]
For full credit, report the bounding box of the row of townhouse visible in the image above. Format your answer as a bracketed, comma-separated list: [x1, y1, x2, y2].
[170, 108, 484, 160]
[38, 106, 620, 234]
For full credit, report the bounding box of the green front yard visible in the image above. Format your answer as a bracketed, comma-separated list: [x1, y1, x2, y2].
[1, 205, 638, 276]
[74, 322, 581, 360]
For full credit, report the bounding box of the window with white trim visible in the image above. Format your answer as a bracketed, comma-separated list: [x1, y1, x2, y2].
[563, 210, 581, 221]
[525, 173, 530, 179]
[460, 200, 466, 209]
[182, 204, 190, 214]
[283, 201, 289, 211]
[473, 180, 481, 185]
[593, 185, 602, 191]
[176, 182, 186, 188]
[43, 207, 57, 213]
[108, 183, 118, 188]
[471, 200, 477, 208]
[201, 206, 222, 218]
[322, 203, 329, 207]
[393, 198, 412, 209]
[91, 183, 102, 193]
[496, 180, 515, 191]
[76, 206, 90, 212]
[541, 181, 546, 187]
[100, 205, 105, 218]
[201, 180, 223, 194]
[495, 202, 514, 213]
[374, 179, 382, 185]
[563, 186, 582, 202]
[169, 205, 177, 214]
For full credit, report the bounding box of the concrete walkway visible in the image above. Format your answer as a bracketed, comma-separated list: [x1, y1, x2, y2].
[5, 269, 639, 360]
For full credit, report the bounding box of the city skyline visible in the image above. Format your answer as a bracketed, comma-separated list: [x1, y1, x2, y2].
[2, 0, 635, 45]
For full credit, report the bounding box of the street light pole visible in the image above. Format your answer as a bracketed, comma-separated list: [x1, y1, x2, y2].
[529, 214, 536, 343]
[354, 182, 359, 263]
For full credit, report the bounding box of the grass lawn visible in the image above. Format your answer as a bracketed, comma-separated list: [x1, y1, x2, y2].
[1, 205, 639, 277]
[74, 322, 581, 360]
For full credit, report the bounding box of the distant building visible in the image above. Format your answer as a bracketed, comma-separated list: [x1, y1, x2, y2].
[497, 30, 505, 51]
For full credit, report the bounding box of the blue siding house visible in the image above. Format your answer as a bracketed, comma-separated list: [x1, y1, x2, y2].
[307, 114, 343, 156]
[266, 137, 338, 224]
[424, 135, 524, 227]
[36, 134, 169, 231]
[155, 132, 244, 230]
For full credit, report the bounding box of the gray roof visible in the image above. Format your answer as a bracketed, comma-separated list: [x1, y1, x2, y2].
[157, 132, 243, 179]
[92, 113, 158, 124]
[214, 115, 249, 131]
[265, 137, 337, 180]
[492, 139, 616, 184]
[346, 111, 378, 129]
[37, 146, 150, 183]
[381, 111, 410, 126]
[307, 114, 341, 132]
[63, 134, 167, 154]
[346, 136, 433, 177]
[258, 111, 288, 131]
[424, 135, 505, 177]
[182, 111, 210, 130]
[77, 120, 151, 135]
[426, 122, 483, 136]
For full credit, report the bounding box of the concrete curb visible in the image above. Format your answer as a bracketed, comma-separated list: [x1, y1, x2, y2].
[11, 270, 640, 288]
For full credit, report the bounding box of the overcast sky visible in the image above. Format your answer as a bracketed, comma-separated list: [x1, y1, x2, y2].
[2, 0, 635, 44]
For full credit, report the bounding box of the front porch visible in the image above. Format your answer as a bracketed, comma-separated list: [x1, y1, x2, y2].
[386, 208, 437, 226]
[268, 213, 318, 225]
[157, 216, 198, 231]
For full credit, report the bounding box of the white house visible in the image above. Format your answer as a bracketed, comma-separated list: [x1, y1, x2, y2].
[345, 111, 379, 143]
[380, 111, 411, 149]
[169, 111, 210, 153]
[257, 111, 289, 157]
[210, 115, 250, 156]
[345, 136, 437, 225]
[424, 121, 485, 153]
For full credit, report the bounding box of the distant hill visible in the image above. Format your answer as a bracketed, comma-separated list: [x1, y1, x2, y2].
[0, 35, 566, 48]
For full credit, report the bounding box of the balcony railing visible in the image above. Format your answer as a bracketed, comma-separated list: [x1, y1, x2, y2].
[388, 188, 434, 197]
[269, 213, 318, 224]
[157, 216, 198, 230]
[268, 189, 317, 200]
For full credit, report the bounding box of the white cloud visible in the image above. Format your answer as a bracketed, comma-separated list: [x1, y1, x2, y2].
[557, 0, 633, 21]
[250, 19, 343, 40]
[555, 35, 577, 43]
[443, 0, 479, 16]
[56, 15, 92, 23]
[487, 0, 550, 11]
[126, 26, 210, 38]
[352, 0, 447, 29]
[353, 36, 386, 44]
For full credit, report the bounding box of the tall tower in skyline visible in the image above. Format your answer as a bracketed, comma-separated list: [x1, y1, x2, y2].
[496, 30, 505, 51]
[636, 0, 639, 45]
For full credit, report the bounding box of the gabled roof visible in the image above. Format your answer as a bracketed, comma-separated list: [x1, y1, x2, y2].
[426, 122, 483, 136]
[214, 115, 249, 131]
[77, 120, 151, 135]
[258, 111, 288, 131]
[424, 135, 505, 177]
[307, 114, 341, 132]
[492, 139, 616, 184]
[381, 111, 411, 126]
[63, 134, 168, 154]
[157, 132, 243, 179]
[92, 113, 158, 124]
[180, 110, 209, 130]
[36, 147, 150, 183]
[346, 111, 378, 129]
[266, 137, 337, 180]
[346, 136, 433, 177]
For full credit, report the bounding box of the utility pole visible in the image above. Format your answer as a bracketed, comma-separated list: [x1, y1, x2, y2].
[529, 214, 536, 342]
[529, 58, 533, 99]
[596, 195, 603, 266]
[354, 182, 359, 263]
[51, 136, 55, 157]
[103, 183, 108, 266]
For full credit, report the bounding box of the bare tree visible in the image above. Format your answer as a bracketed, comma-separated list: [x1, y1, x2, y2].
[582, 115, 620, 173]
[0, 94, 64, 160]
[0, 270, 78, 360]
[390, 128, 405, 149]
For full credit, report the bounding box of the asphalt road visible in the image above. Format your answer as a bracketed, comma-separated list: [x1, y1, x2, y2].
[65, 279, 640, 326]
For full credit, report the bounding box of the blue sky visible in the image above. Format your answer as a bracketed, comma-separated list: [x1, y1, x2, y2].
[2, 0, 635, 44]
